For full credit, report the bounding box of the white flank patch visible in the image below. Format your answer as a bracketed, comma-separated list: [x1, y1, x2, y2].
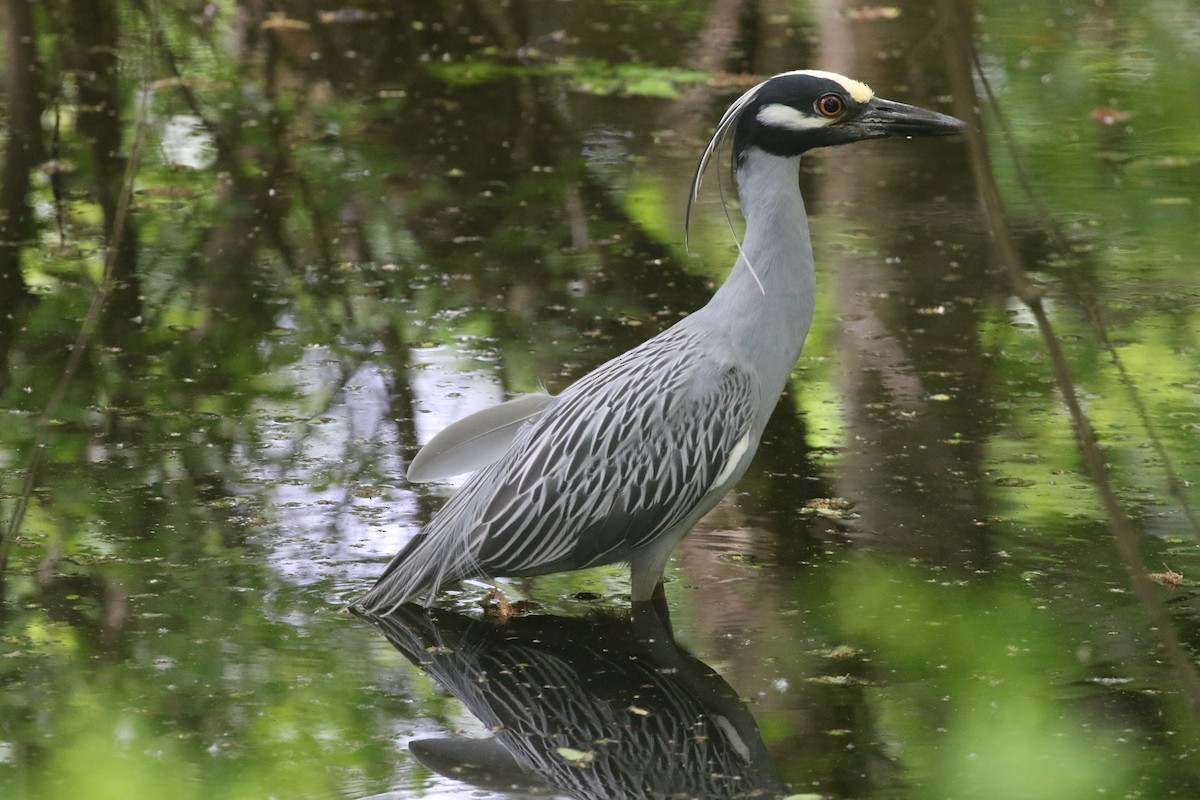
[713, 433, 752, 487]
[756, 103, 830, 131]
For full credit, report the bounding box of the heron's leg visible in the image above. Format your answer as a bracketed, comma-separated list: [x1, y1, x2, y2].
[629, 536, 678, 602]
[631, 590, 675, 641]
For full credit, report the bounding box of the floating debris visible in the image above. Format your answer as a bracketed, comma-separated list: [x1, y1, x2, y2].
[555, 747, 595, 767]
[1147, 567, 1185, 588]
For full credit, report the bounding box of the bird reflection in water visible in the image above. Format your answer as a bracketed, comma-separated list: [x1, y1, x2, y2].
[360, 603, 788, 799]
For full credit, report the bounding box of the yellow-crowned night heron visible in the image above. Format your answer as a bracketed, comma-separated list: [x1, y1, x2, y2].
[357, 70, 965, 613]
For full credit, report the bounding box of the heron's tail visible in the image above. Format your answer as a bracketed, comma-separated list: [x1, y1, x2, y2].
[353, 523, 482, 615]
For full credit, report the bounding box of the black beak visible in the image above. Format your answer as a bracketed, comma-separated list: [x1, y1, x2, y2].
[852, 97, 967, 139]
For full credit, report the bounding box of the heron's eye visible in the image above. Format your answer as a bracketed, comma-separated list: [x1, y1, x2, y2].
[815, 93, 845, 118]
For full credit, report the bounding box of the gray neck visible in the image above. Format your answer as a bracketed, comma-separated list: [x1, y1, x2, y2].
[693, 148, 816, 412]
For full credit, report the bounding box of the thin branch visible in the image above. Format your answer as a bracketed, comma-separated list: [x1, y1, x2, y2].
[969, 47, 1200, 542]
[0, 3, 155, 588]
[935, 0, 1200, 713]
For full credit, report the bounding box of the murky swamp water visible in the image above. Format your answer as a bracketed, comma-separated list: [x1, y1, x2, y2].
[2, 1, 1200, 798]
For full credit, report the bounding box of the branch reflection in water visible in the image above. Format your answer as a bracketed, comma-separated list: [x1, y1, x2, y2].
[358, 604, 788, 799]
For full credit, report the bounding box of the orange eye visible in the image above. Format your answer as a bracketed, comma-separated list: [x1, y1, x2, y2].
[815, 93, 845, 117]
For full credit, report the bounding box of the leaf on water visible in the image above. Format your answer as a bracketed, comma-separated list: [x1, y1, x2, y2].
[555, 747, 594, 767]
[845, 6, 901, 20]
[568, 62, 711, 99]
[802, 497, 856, 520]
[428, 61, 531, 86]
[806, 674, 870, 686]
[1148, 567, 1185, 588]
[260, 14, 311, 31]
[994, 476, 1036, 488]
[823, 645, 859, 660]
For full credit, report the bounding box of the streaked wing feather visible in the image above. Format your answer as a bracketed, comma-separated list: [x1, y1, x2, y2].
[468, 327, 757, 576]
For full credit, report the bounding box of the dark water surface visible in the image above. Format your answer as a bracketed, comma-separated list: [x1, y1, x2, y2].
[2, 1, 1199, 798]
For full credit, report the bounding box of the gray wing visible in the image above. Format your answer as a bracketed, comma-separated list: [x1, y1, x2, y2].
[459, 327, 758, 575]
[407, 392, 554, 482]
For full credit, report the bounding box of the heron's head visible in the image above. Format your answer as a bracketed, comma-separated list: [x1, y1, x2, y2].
[726, 70, 965, 159]
[685, 69, 965, 245]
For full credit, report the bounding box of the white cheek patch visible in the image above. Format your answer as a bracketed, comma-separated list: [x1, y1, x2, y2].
[756, 103, 830, 131]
